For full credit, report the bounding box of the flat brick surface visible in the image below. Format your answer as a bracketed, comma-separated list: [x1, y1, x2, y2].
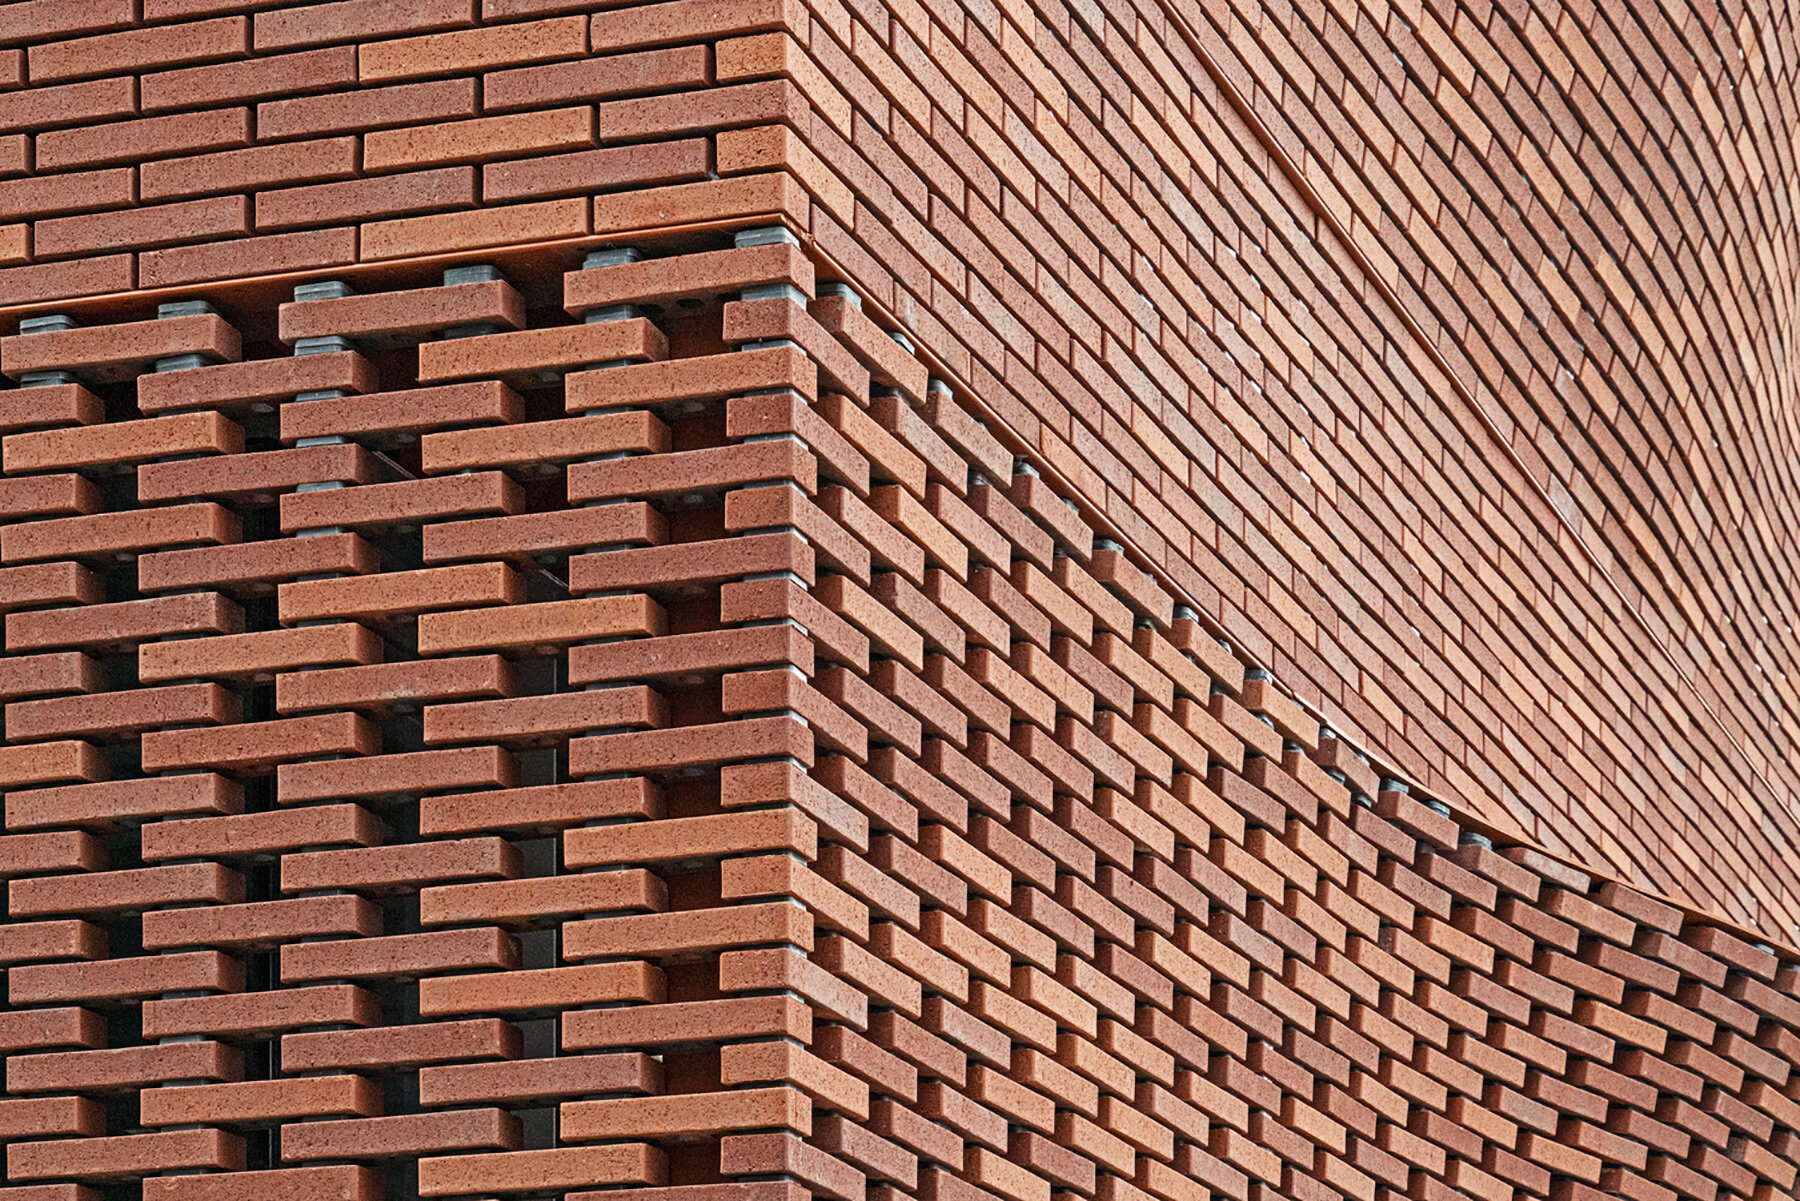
[1, 1, 1799, 1200]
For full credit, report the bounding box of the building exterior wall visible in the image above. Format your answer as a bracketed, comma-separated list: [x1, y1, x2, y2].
[0, 1, 1796, 1199]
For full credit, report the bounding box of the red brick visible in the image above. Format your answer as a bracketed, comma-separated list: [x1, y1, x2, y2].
[140, 138, 360, 202]
[483, 45, 711, 111]
[0, 8, 1793, 1200]
[253, 0, 476, 52]
[135, 351, 372, 416]
[281, 1108, 520, 1160]
[0, 77, 136, 134]
[35, 109, 251, 171]
[596, 0, 804, 55]
[28, 17, 249, 83]
[359, 196, 589, 261]
[592, 170, 809, 232]
[141, 45, 358, 112]
[3, 317, 239, 383]
[258, 78, 477, 141]
[0, 253, 132, 305]
[254, 166, 476, 231]
[0, 169, 136, 220]
[0, 0, 136, 48]
[138, 227, 359, 288]
[358, 15, 586, 82]
[32, 196, 248, 258]
[278, 279, 525, 344]
[8, 1128, 243, 1179]
[416, 316, 664, 382]
[143, 1166, 381, 1201]
[416, 1144, 665, 1196]
[484, 139, 711, 203]
[365, 106, 593, 173]
[278, 381, 513, 443]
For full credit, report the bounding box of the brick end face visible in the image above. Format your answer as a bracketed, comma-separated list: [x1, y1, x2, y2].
[0, 2, 1797, 1201]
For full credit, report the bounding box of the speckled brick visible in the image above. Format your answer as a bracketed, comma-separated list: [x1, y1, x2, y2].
[0, 77, 136, 134]
[362, 106, 592, 173]
[257, 77, 477, 141]
[482, 45, 710, 112]
[35, 109, 252, 172]
[358, 15, 585, 82]
[0, 169, 137, 221]
[0, 0, 137, 48]
[483, 138, 711, 203]
[253, 0, 475, 53]
[32, 196, 249, 258]
[359, 196, 588, 260]
[254, 166, 475, 231]
[27, 17, 249, 83]
[138, 227, 360, 288]
[140, 45, 359, 112]
[0, 252, 132, 305]
[140, 138, 360, 202]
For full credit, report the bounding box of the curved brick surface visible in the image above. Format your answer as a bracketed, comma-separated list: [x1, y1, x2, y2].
[2, 2, 1800, 1201]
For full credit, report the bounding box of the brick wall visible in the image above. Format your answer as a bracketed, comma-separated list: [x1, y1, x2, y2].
[2, 1, 1799, 1200]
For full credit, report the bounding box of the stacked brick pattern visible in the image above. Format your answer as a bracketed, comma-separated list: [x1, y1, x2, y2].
[6, 1, 1800, 1200]
[0, 0, 1796, 934]
[1, 244, 1799, 1201]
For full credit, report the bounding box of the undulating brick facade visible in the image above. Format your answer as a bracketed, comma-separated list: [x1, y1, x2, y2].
[1, 1, 1799, 1200]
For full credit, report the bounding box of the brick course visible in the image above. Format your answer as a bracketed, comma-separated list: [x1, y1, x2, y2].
[1, 1, 1799, 1199]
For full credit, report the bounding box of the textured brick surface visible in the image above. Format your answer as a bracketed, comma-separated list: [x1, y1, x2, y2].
[4, 1, 1800, 1200]
[0, 0, 1791, 940]
[0, 241, 1796, 1201]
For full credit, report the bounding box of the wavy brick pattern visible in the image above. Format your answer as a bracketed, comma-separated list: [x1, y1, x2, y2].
[0, 247, 1799, 1200]
[0, 0, 1796, 934]
[5, 1, 1800, 1201]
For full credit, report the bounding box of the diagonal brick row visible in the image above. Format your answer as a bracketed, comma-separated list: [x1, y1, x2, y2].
[0, 240, 1797, 1201]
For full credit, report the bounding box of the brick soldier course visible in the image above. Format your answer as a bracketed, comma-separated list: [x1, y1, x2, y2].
[0, 1, 1797, 1200]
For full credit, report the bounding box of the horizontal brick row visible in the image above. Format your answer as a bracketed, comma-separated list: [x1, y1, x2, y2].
[0, 5, 812, 296]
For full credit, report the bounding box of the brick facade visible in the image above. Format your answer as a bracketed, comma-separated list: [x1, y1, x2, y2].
[0, 1, 1797, 1199]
